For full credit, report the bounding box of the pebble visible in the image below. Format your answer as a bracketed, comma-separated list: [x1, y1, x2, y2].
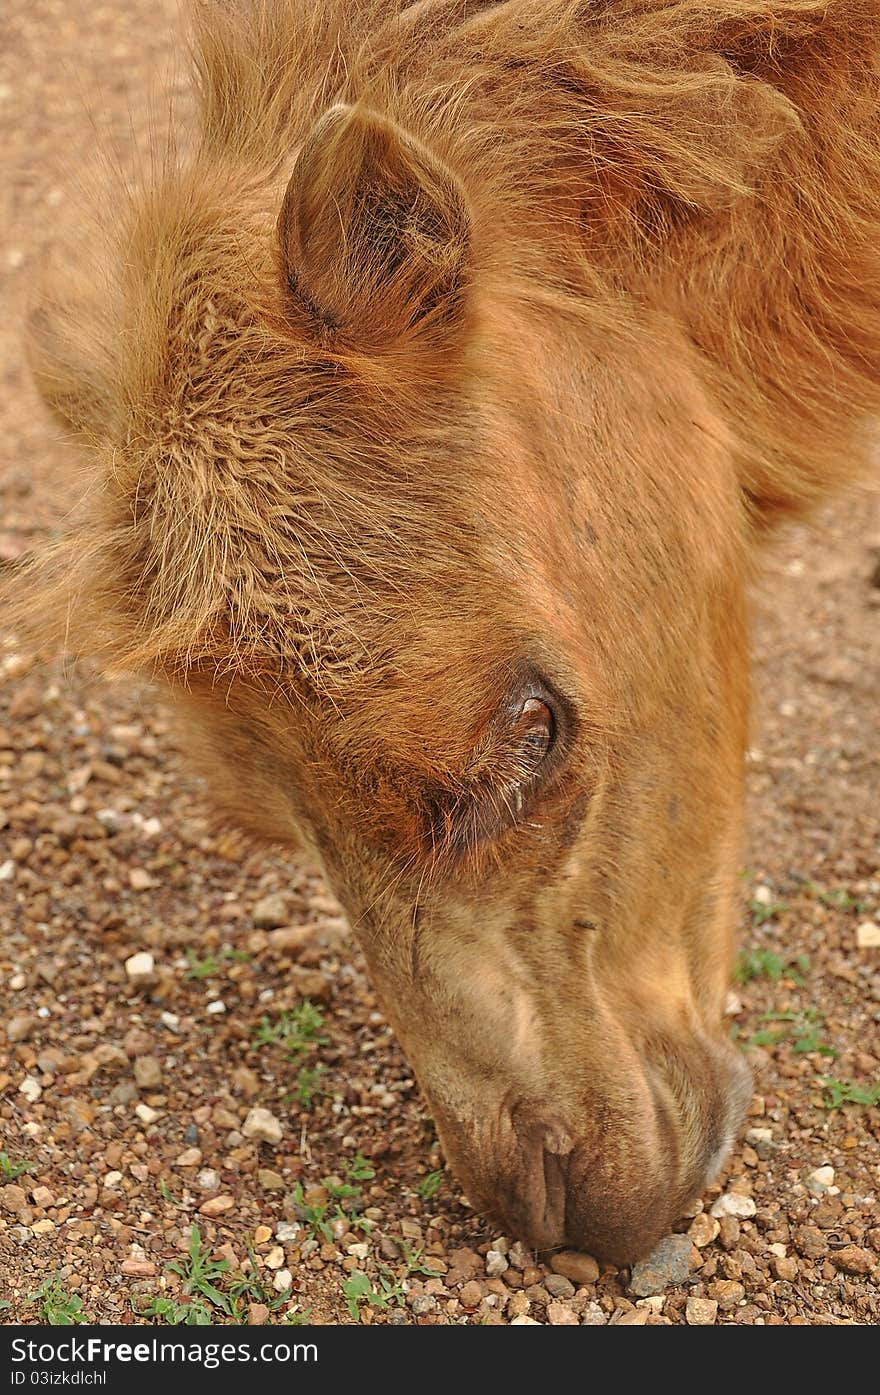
[411, 1295, 437, 1316]
[272, 1269, 293, 1293]
[254, 1226, 273, 1245]
[856, 921, 880, 948]
[19, 1076, 41, 1103]
[133, 1056, 162, 1089]
[510, 1315, 541, 1325]
[459, 1281, 483, 1308]
[1, 1186, 30, 1217]
[685, 1297, 718, 1325]
[629, 1234, 694, 1296]
[197, 1170, 220, 1192]
[486, 1249, 509, 1278]
[550, 1250, 600, 1284]
[581, 1302, 607, 1326]
[175, 1148, 202, 1168]
[547, 1301, 578, 1325]
[772, 1256, 798, 1281]
[199, 1194, 235, 1217]
[710, 1191, 757, 1219]
[543, 1273, 575, 1299]
[249, 1304, 270, 1325]
[258, 1168, 285, 1191]
[252, 894, 291, 929]
[242, 1107, 283, 1145]
[121, 1259, 156, 1278]
[276, 1222, 300, 1244]
[708, 1279, 745, 1310]
[688, 1213, 720, 1248]
[832, 1246, 873, 1276]
[265, 1246, 285, 1270]
[806, 1165, 835, 1196]
[207, 999, 226, 1015]
[32, 1219, 55, 1235]
[6, 1015, 36, 1043]
[124, 952, 157, 987]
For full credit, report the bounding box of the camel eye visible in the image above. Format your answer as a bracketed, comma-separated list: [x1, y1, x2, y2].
[513, 696, 556, 773]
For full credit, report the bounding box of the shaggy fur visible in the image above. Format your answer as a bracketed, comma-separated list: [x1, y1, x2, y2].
[8, 1, 880, 1261]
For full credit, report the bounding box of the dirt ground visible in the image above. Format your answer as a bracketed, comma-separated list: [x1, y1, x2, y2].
[1, 0, 878, 1328]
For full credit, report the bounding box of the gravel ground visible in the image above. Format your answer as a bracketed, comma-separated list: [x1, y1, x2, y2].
[2, 0, 879, 1327]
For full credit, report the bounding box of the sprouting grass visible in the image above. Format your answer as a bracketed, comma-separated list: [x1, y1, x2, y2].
[415, 1169, 444, 1201]
[341, 1269, 405, 1323]
[401, 1243, 442, 1279]
[253, 1001, 328, 1059]
[288, 1065, 326, 1110]
[734, 947, 809, 984]
[346, 1153, 376, 1184]
[748, 897, 789, 927]
[186, 946, 251, 979]
[805, 884, 870, 916]
[748, 1008, 837, 1057]
[820, 1077, 880, 1110]
[0, 1151, 34, 1181]
[28, 1276, 85, 1326]
[135, 1227, 293, 1325]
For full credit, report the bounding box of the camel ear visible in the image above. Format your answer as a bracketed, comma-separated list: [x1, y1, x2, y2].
[278, 105, 471, 350]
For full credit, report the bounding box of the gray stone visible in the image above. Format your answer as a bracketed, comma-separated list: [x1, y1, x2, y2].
[543, 1273, 576, 1300]
[629, 1234, 694, 1296]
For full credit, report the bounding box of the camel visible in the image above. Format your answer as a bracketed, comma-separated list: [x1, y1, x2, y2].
[11, 0, 880, 1261]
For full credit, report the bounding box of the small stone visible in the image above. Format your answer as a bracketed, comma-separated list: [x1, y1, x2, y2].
[121, 1259, 156, 1278]
[710, 1191, 757, 1219]
[772, 1256, 798, 1281]
[6, 1015, 36, 1044]
[19, 1076, 41, 1103]
[276, 1222, 300, 1244]
[0, 1185, 30, 1216]
[242, 1107, 284, 1145]
[510, 1315, 541, 1325]
[543, 1273, 575, 1300]
[686, 1297, 718, 1325]
[411, 1295, 437, 1316]
[31, 1219, 55, 1235]
[708, 1279, 745, 1310]
[718, 1216, 741, 1249]
[196, 1170, 220, 1193]
[135, 1104, 159, 1125]
[248, 1303, 270, 1325]
[550, 1250, 600, 1285]
[629, 1234, 693, 1296]
[459, 1280, 483, 1308]
[254, 1226, 273, 1245]
[688, 1213, 720, 1248]
[581, 1302, 608, 1326]
[133, 1056, 162, 1089]
[124, 952, 157, 987]
[265, 1246, 285, 1270]
[832, 1245, 873, 1276]
[258, 1168, 286, 1191]
[175, 1148, 202, 1168]
[30, 1186, 54, 1208]
[199, 1194, 235, 1217]
[485, 1249, 509, 1278]
[267, 927, 314, 954]
[231, 1067, 260, 1098]
[856, 921, 880, 949]
[129, 868, 154, 891]
[272, 1269, 293, 1293]
[252, 894, 291, 929]
[806, 1165, 835, 1195]
[547, 1301, 578, 1325]
[207, 1000, 226, 1015]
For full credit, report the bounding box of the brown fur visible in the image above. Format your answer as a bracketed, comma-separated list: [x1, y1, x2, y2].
[7, 1, 880, 1261]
